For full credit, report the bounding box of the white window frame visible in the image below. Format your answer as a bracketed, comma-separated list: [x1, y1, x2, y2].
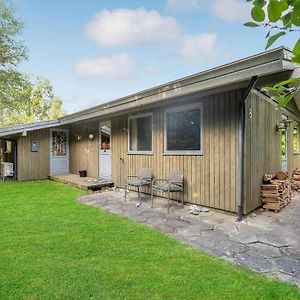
[128, 112, 153, 155]
[293, 125, 299, 154]
[164, 103, 203, 155]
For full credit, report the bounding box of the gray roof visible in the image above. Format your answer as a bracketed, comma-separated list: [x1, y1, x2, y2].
[0, 119, 60, 138]
[0, 46, 297, 138]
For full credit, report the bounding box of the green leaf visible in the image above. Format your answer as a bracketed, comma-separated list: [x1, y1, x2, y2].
[291, 0, 300, 25]
[280, 0, 289, 11]
[274, 77, 300, 87]
[292, 54, 300, 63]
[268, 0, 283, 22]
[263, 86, 285, 93]
[265, 31, 286, 49]
[251, 5, 265, 22]
[265, 30, 271, 38]
[254, 0, 266, 7]
[282, 12, 292, 27]
[277, 93, 293, 107]
[293, 39, 300, 56]
[244, 21, 260, 27]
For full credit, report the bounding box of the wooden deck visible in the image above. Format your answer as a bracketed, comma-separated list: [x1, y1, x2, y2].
[49, 174, 114, 190]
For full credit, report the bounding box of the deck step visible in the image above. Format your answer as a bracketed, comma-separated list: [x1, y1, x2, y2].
[49, 174, 114, 191]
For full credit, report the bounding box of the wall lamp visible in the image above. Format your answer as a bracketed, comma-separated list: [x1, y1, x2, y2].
[277, 119, 293, 131]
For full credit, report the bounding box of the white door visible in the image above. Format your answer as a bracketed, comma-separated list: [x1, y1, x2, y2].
[99, 122, 111, 179]
[50, 129, 69, 175]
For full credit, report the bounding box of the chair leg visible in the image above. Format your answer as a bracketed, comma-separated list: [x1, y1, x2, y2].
[167, 190, 170, 214]
[138, 186, 141, 206]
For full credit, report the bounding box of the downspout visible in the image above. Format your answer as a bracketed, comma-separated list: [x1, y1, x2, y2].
[237, 76, 258, 221]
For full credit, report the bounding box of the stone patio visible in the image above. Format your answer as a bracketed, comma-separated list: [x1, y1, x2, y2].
[78, 189, 300, 287]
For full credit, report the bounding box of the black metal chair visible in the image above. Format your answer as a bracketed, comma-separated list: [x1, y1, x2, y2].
[125, 168, 152, 206]
[151, 171, 184, 213]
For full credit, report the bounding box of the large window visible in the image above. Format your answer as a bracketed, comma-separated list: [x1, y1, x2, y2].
[293, 126, 299, 154]
[128, 113, 153, 154]
[164, 104, 202, 154]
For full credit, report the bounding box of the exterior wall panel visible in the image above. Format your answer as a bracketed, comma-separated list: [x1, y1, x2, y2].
[17, 129, 50, 180]
[111, 90, 241, 213]
[244, 90, 300, 213]
[69, 120, 99, 178]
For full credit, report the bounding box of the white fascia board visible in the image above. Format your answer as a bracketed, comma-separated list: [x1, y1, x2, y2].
[0, 120, 60, 137]
[60, 59, 290, 125]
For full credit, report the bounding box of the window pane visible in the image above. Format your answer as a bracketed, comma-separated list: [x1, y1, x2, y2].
[52, 131, 67, 156]
[282, 129, 287, 161]
[101, 125, 111, 150]
[129, 115, 152, 151]
[293, 127, 299, 152]
[166, 108, 201, 151]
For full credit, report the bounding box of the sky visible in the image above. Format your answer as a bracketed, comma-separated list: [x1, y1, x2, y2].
[16, 0, 297, 114]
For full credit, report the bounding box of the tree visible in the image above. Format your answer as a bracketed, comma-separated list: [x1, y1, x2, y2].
[0, 1, 67, 127]
[245, 0, 300, 107]
[0, 77, 66, 127]
[0, 0, 28, 109]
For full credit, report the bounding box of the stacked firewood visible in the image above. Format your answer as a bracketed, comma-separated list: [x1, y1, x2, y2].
[291, 168, 300, 191]
[261, 171, 291, 212]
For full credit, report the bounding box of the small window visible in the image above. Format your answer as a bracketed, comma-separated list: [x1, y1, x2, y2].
[164, 104, 202, 155]
[293, 126, 299, 154]
[128, 113, 153, 154]
[4, 141, 12, 154]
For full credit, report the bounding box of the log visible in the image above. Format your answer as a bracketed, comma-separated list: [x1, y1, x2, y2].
[276, 170, 288, 180]
[262, 173, 276, 184]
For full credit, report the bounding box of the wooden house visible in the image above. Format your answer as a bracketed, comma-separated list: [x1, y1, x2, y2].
[1, 47, 300, 217]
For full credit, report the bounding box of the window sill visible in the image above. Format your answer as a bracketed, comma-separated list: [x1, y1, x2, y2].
[163, 151, 203, 156]
[127, 151, 154, 155]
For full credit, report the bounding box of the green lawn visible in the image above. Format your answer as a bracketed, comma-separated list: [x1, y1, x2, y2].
[0, 181, 299, 300]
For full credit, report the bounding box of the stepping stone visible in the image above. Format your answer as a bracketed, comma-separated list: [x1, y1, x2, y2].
[257, 233, 291, 247]
[235, 252, 274, 273]
[273, 257, 300, 277]
[229, 232, 258, 244]
[248, 243, 282, 258]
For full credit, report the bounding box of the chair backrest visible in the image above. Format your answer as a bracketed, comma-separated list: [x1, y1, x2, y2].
[167, 171, 183, 184]
[137, 168, 152, 179]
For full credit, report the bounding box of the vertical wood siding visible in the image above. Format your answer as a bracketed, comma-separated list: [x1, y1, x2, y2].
[244, 91, 300, 213]
[17, 129, 50, 180]
[69, 121, 99, 178]
[111, 90, 241, 212]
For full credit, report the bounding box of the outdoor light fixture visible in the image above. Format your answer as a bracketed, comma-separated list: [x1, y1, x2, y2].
[277, 119, 293, 131]
[277, 122, 286, 130]
[88, 133, 94, 140]
[284, 119, 293, 126]
[22, 130, 27, 137]
[77, 135, 82, 141]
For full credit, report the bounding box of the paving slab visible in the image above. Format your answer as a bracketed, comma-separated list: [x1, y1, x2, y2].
[247, 243, 282, 258]
[235, 252, 274, 273]
[257, 233, 291, 248]
[273, 257, 300, 277]
[78, 190, 300, 287]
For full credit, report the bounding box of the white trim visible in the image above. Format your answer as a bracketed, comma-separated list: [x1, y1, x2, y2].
[99, 120, 112, 179]
[128, 112, 153, 154]
[164, 103, 203, 155]
[49, 128, 69, 175]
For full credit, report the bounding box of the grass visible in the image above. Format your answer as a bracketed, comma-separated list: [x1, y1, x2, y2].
[0, 181, 299, 300]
